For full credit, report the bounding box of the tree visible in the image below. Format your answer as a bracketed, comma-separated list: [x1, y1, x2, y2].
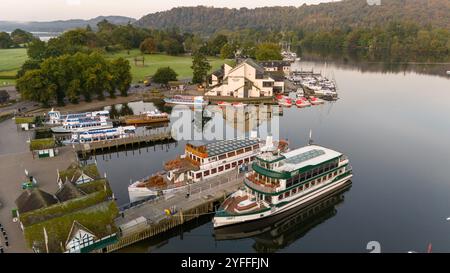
[0, 32, 13, 49]
[27, 39, 47, 60]
[139, 37, 157, 54]
[163, 38, 184, 55]
[11, 29, 34, 45]
[16, 70, 56, 107]
[207, 34, 228, 55]
[16, 59, 41, 78]
[153, 67, 178, 85]
[0, 90, 10, 104]
[220, 42, 238, 59]
[110, 57, 132, 97]
[191, 52, 211, 84]
[255, 43, 282, 61]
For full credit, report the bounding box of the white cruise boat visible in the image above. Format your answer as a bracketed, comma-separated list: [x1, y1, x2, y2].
[65, 126, 136, 144]
[128, 136, 289, 203]
[213, 144, 353, 228]
[163, 95, 209, 106]
[51, 116, 113, 134]
[47, 109, 109, 125]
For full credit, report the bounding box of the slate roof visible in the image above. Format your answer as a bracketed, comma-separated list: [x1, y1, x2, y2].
[55, 182, 86, 202]
[15, 189, 59, 214]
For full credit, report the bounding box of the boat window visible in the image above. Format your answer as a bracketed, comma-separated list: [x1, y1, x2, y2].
[211, 168, 217, 174]
[278, 194, 283, 200]
[218, 166, 224, 172]
[204, 170, 210, 176]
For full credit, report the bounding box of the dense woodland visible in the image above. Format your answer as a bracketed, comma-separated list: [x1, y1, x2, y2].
[134, 0, 450, 61]
[135, 0, 450, 33]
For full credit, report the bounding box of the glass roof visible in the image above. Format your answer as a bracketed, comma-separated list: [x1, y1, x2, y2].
[284, 149, 325, 165]
[189, 139, 259, 157]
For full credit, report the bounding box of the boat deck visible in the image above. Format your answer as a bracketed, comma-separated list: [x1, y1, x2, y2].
[222, 193, 267, 215]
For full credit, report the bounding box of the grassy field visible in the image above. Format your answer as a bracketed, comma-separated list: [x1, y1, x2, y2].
[105, 49, 232, 82]
[0, 48, 232, 85]
[0, 48, 28, 86]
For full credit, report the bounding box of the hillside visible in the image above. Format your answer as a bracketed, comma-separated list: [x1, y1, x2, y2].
[135, 0, 450, 34]
[0, 16, 136, 32]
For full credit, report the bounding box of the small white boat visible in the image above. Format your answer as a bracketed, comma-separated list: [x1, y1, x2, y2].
[278, 98, 293, 107]
[295, 98, 311, 108]
[309, 96, 325, 105]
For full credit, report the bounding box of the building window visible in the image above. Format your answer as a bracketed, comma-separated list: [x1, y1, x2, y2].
[263, 81, 273, 87]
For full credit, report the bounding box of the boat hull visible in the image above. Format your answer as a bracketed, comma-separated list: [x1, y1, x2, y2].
[213, 173, 353, 228]
[214, 181, 351, 239]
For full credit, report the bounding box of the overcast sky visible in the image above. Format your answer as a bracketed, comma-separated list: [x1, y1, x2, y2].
[2, 0, 336, 21]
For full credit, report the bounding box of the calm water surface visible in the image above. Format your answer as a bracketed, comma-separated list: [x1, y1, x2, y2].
[87, 61, 450, 253]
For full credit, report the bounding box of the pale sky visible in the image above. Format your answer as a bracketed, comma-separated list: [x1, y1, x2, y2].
[1, 0, 335, 22]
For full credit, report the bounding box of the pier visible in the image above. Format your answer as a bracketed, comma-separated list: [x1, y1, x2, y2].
[74, 130, 174, 157]
[105, 170, 244, 252]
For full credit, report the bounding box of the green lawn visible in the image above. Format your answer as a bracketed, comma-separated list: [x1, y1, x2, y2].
[0, 48, 28, 72]
[0, 48, 232, 85]
[105, 49, 231, 82]
[0, 48, 27, 86]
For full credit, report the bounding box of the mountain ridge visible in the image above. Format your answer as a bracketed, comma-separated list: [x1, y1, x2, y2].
[0, 16, 136, 32]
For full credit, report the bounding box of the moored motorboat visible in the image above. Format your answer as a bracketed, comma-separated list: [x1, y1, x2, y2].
[122, 109, 169, 125]
[309, 96, 325, 105]
[295, 98, 311, 108]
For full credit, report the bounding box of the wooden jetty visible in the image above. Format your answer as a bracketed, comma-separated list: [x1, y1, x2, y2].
[74, 131, 173, 157]
[105, 170, 244, 252]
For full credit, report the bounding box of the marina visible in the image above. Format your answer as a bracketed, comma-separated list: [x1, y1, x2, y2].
[1, 60, 450, 253]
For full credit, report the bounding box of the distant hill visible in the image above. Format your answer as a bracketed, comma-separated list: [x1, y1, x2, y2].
[135, 0, 450, 34]
[0, 16, 136, 32]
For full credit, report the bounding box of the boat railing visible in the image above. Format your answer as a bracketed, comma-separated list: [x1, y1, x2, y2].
[244, 176, 279, 193]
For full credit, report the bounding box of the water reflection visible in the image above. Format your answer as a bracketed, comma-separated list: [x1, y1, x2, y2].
[298, 52, 450, 78]
[215, 182, 351, 253]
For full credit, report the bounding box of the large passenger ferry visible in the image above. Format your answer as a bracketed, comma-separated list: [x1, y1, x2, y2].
[47, 109, 110, 125]
[64, 126, 136, 144]
[128, 136, 289, 203]
[51, 116, 113, 133]
[213, 143, 352, 228]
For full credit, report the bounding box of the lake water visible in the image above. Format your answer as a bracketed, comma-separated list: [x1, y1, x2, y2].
[87, 60, 450, 253]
